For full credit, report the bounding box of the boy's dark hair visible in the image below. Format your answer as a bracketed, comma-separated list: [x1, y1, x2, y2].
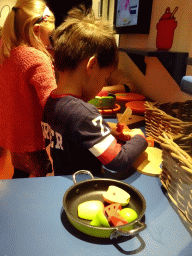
[53, 5, 119, 72]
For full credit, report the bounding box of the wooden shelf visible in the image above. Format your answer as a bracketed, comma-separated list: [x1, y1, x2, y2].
[118, 47, 189, 86]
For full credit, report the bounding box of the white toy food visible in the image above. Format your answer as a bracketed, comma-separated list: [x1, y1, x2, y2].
[103, 185, 130, 206]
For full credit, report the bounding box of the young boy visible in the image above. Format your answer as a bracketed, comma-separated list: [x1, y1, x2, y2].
[42, 6, 148, 179]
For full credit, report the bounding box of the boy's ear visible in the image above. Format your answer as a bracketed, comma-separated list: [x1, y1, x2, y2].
[86, 56, 98, 72]
[33, 24, 40, 37]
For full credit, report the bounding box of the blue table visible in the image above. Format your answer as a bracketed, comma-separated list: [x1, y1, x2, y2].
[0, 172, 191, 256]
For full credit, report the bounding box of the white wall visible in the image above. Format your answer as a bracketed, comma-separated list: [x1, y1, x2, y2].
[92, 0, 101, 18]
[0, 0, 16, 27]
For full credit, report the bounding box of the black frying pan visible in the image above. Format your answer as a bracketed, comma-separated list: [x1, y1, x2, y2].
[63, 170, 147, 239]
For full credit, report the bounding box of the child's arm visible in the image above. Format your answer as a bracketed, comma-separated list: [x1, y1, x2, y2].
[104, 135, 147, 171]
[19, 47, 57, 108]
[79, 110, 148, 175]
[102, 84, 127, 94]
[28, 52, 57, 108]
[91, 132, 147, 173]
[103, 68, 136, 93]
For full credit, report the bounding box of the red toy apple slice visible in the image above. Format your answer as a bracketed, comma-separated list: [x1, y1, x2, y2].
[104, 203, 122, 218]
[109, 215, 128, 227]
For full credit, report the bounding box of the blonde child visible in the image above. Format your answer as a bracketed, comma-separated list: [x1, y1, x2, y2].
[42, 6, 147, 179]
[0, 0, 57, 178]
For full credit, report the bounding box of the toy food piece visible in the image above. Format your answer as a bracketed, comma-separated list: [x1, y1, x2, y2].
[103, 185, 130, 206]
[90, 209, 110, 227]
[89, 91, 116, 109]
[97, 90, 108, 97]
[116, 123, 125, 133]
[146, 136, 154, 147]
[104, 203, 128, 227]
[78, 200, 104, 220]
[119, 208, 138, 223]
[104, 203, 122, 217]
[109, 215, 128, 227]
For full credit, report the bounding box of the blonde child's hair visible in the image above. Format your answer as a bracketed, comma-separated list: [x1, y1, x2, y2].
[0, 0, 55, 61]
[53, 5, 119, 72]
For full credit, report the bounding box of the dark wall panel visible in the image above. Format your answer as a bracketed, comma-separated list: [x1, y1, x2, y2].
[46, 0, 92, 27]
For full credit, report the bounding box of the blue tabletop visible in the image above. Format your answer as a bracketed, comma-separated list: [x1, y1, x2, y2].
[0, 172, 191, 256]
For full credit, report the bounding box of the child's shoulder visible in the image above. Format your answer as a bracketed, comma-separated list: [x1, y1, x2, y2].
[52, 96, 100, 121]
[11, 45, 52, 71]
[58, 96, 99, 114]
[12, 46, 50, 63]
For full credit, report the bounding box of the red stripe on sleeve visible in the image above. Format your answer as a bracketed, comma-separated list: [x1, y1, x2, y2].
[97, 139, 121, 165]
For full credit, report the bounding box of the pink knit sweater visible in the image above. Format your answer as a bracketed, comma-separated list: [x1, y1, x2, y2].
[0, 46, 57, 153]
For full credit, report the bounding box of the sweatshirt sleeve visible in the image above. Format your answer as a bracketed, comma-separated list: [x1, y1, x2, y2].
[104, 135, 147, 171]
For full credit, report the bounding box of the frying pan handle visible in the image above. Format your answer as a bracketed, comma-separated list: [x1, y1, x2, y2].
[110, 221, 147, 239]
[72, 170, 95, 184]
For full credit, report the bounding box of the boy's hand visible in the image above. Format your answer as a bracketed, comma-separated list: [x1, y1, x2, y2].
[108, 122, 145, 142]
[108, 122, 128, 141]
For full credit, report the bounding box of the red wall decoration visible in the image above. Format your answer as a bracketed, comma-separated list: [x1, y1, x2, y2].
[156, 7, 178, 50]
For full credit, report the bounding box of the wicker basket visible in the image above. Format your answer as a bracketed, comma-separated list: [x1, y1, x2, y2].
[159, 132, 192, 224]
[145, 100, 192, 154]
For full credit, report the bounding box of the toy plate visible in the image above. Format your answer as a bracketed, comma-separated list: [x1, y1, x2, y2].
[125, 101, 146, 114]
[115, 93, 146, 102]
[99, 104, 121, 115]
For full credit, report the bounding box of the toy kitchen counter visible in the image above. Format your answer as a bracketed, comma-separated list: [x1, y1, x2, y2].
[0, 171, 191, 256]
